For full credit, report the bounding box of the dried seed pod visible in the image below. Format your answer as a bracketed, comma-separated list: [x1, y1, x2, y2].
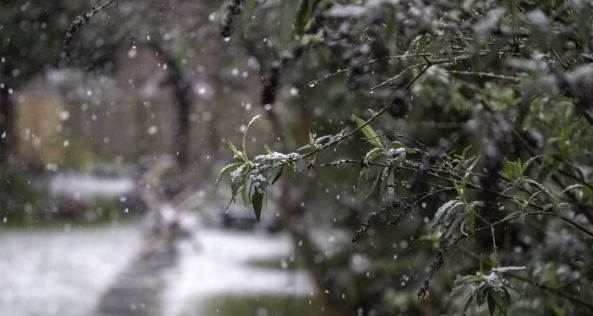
[220, 0, 246, 38]
[345, 44, 371, 91]
[261, 64, 281, 106]
[387, 89, 410, 118]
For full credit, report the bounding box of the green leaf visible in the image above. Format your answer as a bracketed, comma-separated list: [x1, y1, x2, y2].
[271, 167, 283, 185]
[308, 132, 316, 145]
[225, 139, 246, 162]
[230, 164, 249, 202]
[242, 115, 262, 161]
[464, 155, 480, 180]
[298, 144, 313, 153]
[459, 145, 472, 161]
[360, 167, 369, 179]
[295, 0, 310, 35]
[365, 147, 385, 162]
[365, 170, 383, 200]
[294, 0, 322, 35]
[476, 285, 488, 305]
[487, 292, 496, 316]
[502, 288, 512, 307]
[415, 34, 433, 54]
[456, 274, 481, 285]
[502, 158, 523, 181]
[252, 190, 263, 222]
[461, 212, 475, 237]
[351, 114, 384, 149]
[216, 162, 243, 186]
[230, 166, 250, 206]
[241, 178, 250, 206]
[453, 180, 465, 197]
[286, 163, 297, 176]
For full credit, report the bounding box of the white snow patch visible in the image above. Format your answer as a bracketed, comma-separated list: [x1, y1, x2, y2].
[162, 229, 314, 316]
[49, 174, 134, 200]
[0, 223, 142, 316]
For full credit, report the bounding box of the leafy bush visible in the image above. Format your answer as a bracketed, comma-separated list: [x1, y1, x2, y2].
[219, 0, 593, 315]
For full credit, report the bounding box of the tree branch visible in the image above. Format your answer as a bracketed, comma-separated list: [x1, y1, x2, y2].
[61, 0, 118, 66]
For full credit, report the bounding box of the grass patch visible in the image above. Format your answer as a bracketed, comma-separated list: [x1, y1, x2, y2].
[190, 294, 329, 316]
[246, 256, 298, 271]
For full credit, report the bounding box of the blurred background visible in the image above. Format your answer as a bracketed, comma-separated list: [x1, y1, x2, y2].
[6, 1, 591, 316]
[1, 1, 328, 315]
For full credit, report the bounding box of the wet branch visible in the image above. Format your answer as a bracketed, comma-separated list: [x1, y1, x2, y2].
[61, 0, 118, 66]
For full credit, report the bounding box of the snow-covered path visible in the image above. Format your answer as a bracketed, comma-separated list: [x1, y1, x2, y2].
[162, 229, 313, 316]
[0, 223, 313, 316]
[0, 223, 143, 316]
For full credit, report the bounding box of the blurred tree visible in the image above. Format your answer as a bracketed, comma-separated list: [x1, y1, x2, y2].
[1, 0, 205, 165]
[0, 0, 75, 161]
[61, 0, 223, 167]
[52, 0, 593, 314]
[144, 42, 192, 167]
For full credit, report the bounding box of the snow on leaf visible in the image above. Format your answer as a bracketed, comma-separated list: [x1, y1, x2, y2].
[242, 114, 262, 160]
[433, 199, 463, 228]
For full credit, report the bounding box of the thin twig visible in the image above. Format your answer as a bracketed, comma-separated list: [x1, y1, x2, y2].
[445, 70, 521, 82]
[301, 104, 391, 159]
[370, 55, 475, 91]
[395, 164, 593, 239]
[370, 61, 426, 91]
[458, 246, 593, 311]
[504, 272, 593, 312]
[61, 0, 118, 66]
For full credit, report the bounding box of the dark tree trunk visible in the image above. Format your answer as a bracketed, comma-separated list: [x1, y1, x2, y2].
[278, 182, 357, 316]
[146, 42, 192, 168]
[0, 84, 13, 163]
[173, 79, 191, 167]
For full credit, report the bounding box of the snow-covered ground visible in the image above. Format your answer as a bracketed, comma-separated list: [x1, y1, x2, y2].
[163, 228, 313, 316]
[49, 173, 135, 200]
[0, 222, 313, 316]
[0, 223, 143, 316]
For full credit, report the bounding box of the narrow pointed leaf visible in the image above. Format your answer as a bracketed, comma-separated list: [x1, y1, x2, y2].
[216, 162, 243, 186]
[351, 114, 384, 149]
[252, 190, 263, 221]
